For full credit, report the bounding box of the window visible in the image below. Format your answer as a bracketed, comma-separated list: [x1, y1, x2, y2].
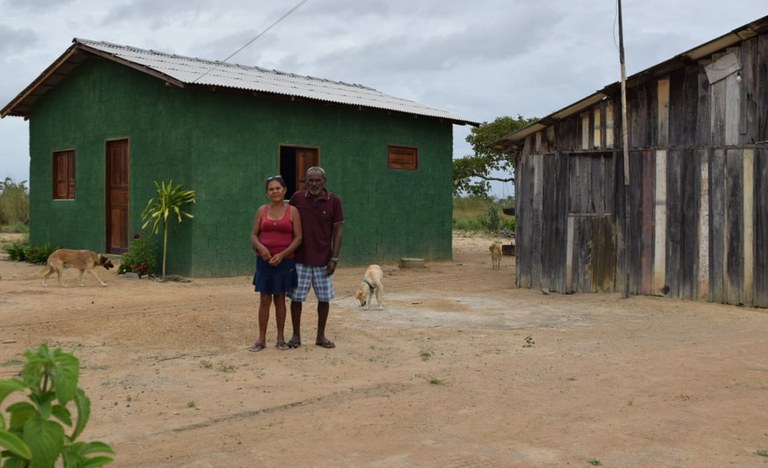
[387, 145, 418, 170]
[53, 150, 75, 199]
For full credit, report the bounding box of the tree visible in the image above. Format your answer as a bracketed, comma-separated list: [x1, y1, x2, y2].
[140, 180, 196, 278]
[453, 115, 538, 198]
[0, 177, 30, 227]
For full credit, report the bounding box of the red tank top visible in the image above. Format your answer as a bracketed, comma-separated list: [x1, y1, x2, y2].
[259, 204, 295, 258]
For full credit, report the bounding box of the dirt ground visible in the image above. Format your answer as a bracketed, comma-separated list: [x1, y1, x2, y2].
[1, 232, 768, 467]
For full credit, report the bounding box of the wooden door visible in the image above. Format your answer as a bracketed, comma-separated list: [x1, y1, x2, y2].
[295, 148, 319, 191]
[106, 139, 130, 254]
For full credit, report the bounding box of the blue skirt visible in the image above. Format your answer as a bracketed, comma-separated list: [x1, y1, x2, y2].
[253, 257, 297, 294]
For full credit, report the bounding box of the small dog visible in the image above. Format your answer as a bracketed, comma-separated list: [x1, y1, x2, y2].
[490, 242, 502, 270]
[355, 264, 384, 309]
[42, 249, 115, 287]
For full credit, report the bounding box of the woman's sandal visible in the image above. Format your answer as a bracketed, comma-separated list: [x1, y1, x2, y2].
[276, 340, 290, 351]
[249, 342, 266, 352]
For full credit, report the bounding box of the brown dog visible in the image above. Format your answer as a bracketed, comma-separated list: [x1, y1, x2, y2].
[355, 264, 384, 310]
[490, 242, 502, 270]
[41, 249, 115, 287]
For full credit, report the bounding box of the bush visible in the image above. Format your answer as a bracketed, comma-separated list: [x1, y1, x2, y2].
[118, 233, 158, 278]
[27, 243, 58, 264]
[0, 344, 114, 467]
[482, 203, 502, 233]
[3, 241, 59, 264]
[3, 241, 29, 262]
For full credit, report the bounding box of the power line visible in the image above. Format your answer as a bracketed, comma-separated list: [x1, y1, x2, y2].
[192, 0, 311, 83]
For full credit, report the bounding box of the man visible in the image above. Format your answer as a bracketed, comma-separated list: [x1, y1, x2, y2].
[287, 166, 344, 349]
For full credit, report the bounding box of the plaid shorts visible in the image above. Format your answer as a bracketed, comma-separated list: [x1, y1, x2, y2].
[289, 264, 334, 302]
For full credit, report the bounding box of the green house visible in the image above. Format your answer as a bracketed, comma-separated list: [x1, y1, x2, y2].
[1, 39, 476, 277]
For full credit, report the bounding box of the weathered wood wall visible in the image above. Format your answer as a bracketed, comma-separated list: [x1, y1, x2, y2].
[517, 146, 768, 307]
[514, 27, 768, 307]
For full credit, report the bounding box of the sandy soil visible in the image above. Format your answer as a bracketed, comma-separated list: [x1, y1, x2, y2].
[1, 232, 768, 467]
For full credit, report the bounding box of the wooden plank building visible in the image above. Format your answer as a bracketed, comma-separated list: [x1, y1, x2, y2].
[495, 15, 768, 307]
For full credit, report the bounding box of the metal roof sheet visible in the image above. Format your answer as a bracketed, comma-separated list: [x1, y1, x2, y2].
[1, 38, 476, 125]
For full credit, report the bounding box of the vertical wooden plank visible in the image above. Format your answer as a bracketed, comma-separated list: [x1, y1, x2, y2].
[591, 215, 617, 292]
[681, 65, 699, 147]
[614, 149, 627, 294]
[653, 150, 667, 294]
[566, 215, 574, 292]
[593, 107, 602, 149]
[641, 150, 655, 295]
[581, 112, 589, 150]
[758, 36, 768, 142]
[569, 156, 580, 213]
[657, 77, 670, 147]
[755, 147, 768, 307]
[629, 149, 645, 294]
[606, 102, 615, 148]
[740, 38, 757, 144]
[590, 155, 604, 214]
[681, 147, 698, 299]
[666, 148, 682, 297]
[725, 148, 744, 305]
[579, 155, 590, 213]
[556, 154, 569, 291]
[518, 153, 535, 288]
[710, 148, 726, 302]
[743, 148, 754, 306]
[531, 153, 544, 288]
[696, 64, 712, 146]
[697, 148, 711, 300]
[724, 52, 741, 146]
[710, 75, 726, 146]
[577, 218, 591, 292]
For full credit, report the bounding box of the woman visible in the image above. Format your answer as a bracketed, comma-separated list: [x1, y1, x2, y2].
[249, 175, 302, 351]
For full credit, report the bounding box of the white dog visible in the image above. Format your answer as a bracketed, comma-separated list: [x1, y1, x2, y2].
[355, 264, 384, 309]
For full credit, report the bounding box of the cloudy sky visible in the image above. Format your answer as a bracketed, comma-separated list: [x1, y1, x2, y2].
[0, 0, 765, 196]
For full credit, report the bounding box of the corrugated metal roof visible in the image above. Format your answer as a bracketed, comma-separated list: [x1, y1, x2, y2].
[1, 38, 477, 125]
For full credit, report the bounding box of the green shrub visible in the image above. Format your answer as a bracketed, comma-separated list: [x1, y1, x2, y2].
[26, 243, 58, 264]
[3, 241, 29, 262]
[118, 233, 158, 278]
[0, 343, 114, 467]
[3, 241, 59, 264]
[482, 203, 502, 233]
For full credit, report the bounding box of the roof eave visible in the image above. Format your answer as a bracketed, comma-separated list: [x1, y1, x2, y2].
[496, 14, 768, 145]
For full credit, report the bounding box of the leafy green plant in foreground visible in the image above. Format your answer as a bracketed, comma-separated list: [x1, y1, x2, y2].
[0, 344, 114, 467]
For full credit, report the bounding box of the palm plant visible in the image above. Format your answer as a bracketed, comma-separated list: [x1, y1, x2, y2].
[140, 179, 196, 278]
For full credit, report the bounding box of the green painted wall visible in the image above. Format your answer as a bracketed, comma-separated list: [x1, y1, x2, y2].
[29, 58, 454, 277]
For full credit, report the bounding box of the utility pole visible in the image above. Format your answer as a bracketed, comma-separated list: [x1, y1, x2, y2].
[618, 0, 631, 298]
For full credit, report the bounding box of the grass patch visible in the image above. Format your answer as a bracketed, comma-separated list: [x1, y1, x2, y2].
[453, 196, 515, 235]
[0, 359, 23, 367]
